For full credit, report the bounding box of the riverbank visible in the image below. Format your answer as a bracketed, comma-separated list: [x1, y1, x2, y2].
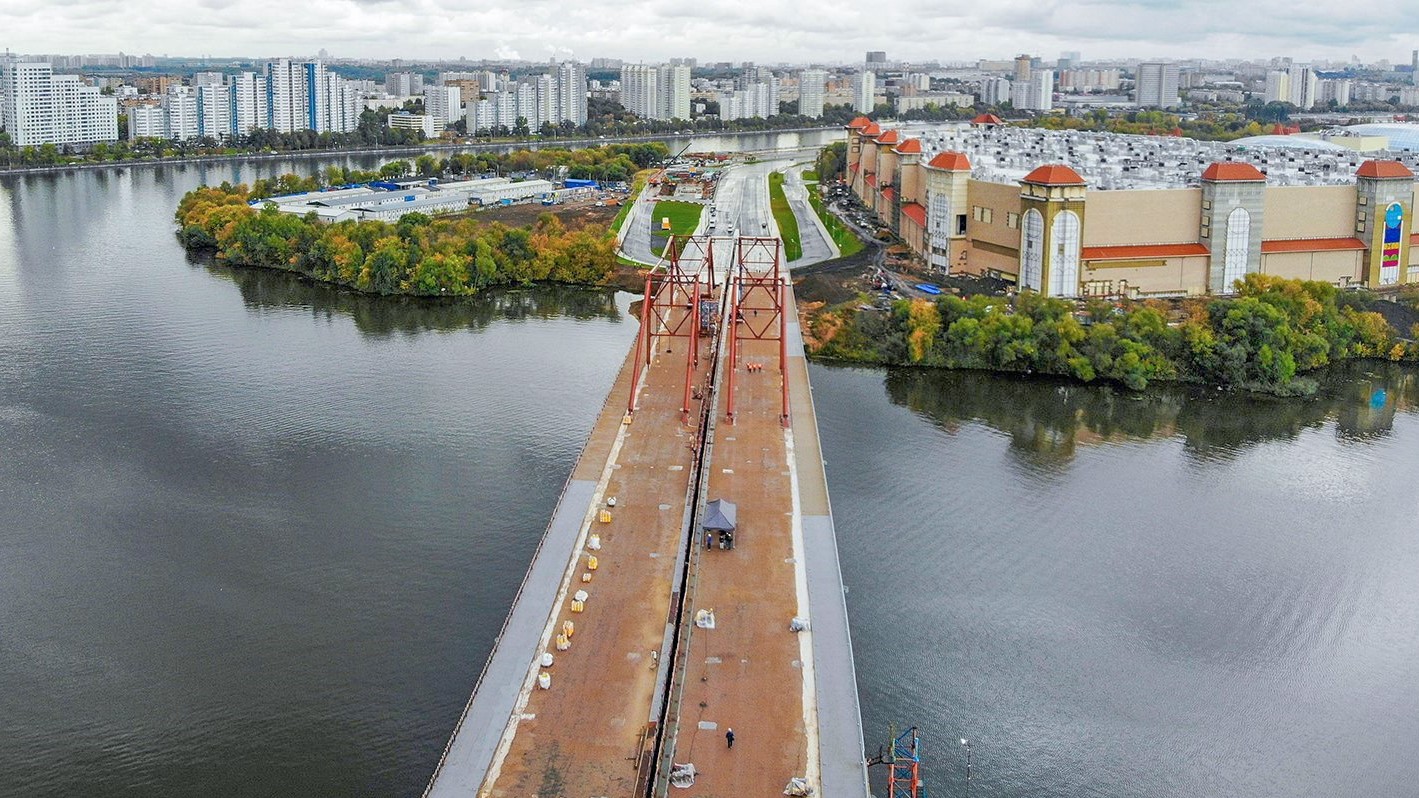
[801, 276, 1419, 396]
[0, 126, 841, 178]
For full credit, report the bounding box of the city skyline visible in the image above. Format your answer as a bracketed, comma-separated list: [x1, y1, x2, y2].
[2, 0, 1417, 65]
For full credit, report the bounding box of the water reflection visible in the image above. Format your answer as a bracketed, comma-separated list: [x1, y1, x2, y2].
[877, 363, 1419, 466]
[193, 255, 625, 336]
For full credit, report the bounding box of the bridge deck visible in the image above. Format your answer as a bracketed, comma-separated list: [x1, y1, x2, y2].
[425, 242, 867, 798]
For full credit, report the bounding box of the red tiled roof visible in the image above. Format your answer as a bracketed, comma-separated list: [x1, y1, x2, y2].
[1356, 160, 1414, 179]
[972, 113, 1004, 125]
[1261, 237, 1367, 253]
[875, 129, 901, 145]
[901, 202, 927, 227]
[881, 187, 896, 201]
[895, 138, 923, 154]
[865, 173, 878, 188]
[1022, 164, 1086, 186]
[1412, 233, 1419, 245]
[860, 122, 882, 136]
[926, 151, 971, 171]
[846, 116, 872, 129]
[1201, 162, 1266, 182]
[1082, 243, 1210, 261]
[848, 162, 859, 172]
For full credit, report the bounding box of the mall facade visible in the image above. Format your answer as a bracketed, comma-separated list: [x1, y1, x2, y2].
[845, 117, 1419, 297]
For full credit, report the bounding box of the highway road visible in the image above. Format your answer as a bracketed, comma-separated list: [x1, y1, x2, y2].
[619, 149, 837, 274]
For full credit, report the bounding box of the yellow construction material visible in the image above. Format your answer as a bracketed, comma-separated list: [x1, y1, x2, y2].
[581, 572, 593, 583]
[587, 555, 599, 571]
[555, 634, 570, 651]
[571, 599, 585, 613]
[599, 510, 612, 524]
[562, 620, 575, 638]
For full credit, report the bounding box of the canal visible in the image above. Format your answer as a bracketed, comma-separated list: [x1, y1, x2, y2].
[3, 131, 1417, 797]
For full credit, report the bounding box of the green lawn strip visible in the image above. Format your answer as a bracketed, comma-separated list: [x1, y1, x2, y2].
[649, 200, 705, 256]
[807, 190, 864, 258]
[609, 170, 652, 237]
[802, 170, 819, 182]
[768, 172, 802, 261]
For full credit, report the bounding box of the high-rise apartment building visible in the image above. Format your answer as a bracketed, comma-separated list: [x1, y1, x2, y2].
[1264, 70, 1290, 104]
[424, 85, 461, 124]
[129, 62, 357, 142]
[557, 61, 588, 126]
[196, 83, 232, 138]
[228, 71, 267, 136]
[798, 69, 827, 118]
[385, 72, 424, 97]
[1288, 65, 1318, 109]
[465, 65, 588, 133]
[1134, 62, 1180, 108]
[866, 51, 887, 65]
[0, 58, 117, 146]
[619, 63, 659, 119]
[1012, 69, 1054, 112]
[618, 62, 688, 121]
[855, 70, 876, 113]
[979, 77, 1011, 106]
[1013, 55, 1034, 83]
[1317, 78, 1352, 107]
[659, 64, 691, 121]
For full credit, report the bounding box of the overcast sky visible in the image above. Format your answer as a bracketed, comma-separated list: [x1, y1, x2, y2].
[2, 0, 1414, 65]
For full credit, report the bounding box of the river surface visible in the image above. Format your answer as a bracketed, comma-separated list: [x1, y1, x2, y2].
[816, 364, 1419, 797]
[2, 132, 1418, 797]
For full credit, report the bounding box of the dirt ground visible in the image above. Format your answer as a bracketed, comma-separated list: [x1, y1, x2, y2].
[475, 199, 621, 230]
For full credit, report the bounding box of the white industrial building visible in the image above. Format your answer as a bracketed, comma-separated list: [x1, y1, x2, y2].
[266, 177, 558, 224]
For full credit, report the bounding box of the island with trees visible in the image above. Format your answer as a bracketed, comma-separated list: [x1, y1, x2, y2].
[174, 144, 670, 297]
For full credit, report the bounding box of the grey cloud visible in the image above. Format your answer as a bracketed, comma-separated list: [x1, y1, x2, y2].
[0, 0, 1411, 62]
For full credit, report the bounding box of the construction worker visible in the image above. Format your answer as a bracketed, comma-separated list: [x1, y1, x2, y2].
[726, 728, 735, 749]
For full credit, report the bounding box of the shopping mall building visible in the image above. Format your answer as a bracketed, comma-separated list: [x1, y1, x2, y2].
[845, 116, 1419, 297]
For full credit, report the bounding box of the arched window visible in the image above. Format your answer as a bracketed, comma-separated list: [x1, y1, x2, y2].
[1223, 207, 1250, 292]
[1049, 210, 1081, 297]
[1021, 209, 1044, 291]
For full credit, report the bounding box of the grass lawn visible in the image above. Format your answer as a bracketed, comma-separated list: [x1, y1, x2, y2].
[650, 200, 704, 255]
[807, 189, 865, 258]
[768, 172, 802, 261]
[802, 170, 819, 182]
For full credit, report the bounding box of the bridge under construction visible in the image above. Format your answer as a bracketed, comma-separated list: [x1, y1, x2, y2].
[423, 171, 870, 798]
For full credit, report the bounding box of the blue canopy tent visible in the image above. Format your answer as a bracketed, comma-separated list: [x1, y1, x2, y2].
[703, 498, 737, 550]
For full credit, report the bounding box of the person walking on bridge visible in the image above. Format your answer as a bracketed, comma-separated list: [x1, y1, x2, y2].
[726, 728, 735, 749]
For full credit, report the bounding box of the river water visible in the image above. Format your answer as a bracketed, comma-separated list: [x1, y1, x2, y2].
[2, 132, 1417, 797]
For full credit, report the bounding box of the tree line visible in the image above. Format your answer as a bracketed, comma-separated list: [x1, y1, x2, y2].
[810, 276, 1417, 395]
